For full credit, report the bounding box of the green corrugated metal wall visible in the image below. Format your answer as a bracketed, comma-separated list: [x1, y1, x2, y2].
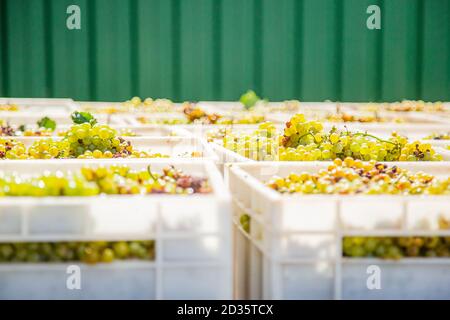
[0, 0, 449, 102]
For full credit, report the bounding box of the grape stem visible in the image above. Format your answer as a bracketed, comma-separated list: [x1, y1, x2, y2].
[351, 132, 399, 147]
[297, 131, 320, 145]
[147, 165, 157, 180]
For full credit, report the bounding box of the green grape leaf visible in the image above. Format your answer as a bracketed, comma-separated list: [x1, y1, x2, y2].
[18, 124, 26, 132]
[71, 111, 97, 125]
[37, 117, 57, 130]
[239, 90, 261, 110]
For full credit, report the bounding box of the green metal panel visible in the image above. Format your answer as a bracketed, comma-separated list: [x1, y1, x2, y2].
[94, 0, 132, 101]
[261, 0, 296, 100]
[136, 0, 174, 99]
[0, 0, 6, 94]
[49, 0, 90, 100]
[179, 0, 216, 101]
[341, 0, 383, 101]
[0, 0, 449, 102]
[381, 0, 421, 101]
[5, 0, 49, 97]
[220, 0, 257, 100]
[301, 0, 340, 101]
[422, 0, 450, 101]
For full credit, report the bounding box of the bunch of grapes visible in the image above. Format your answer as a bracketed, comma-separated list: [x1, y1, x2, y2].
[223, 122, 279, 160]
[27, 139, 71, 159]
[425, 133, 450, 140]
[65, 122, 131, 158]
[0, 124, 17, 136]
[0, 240, 155, 264]
[118, 128, 138, 137]
[0, 117, 56, 137]
[267, 157, 450, 195]
[384, 100, 444, 112]
[216, 114, 266, 125]
[138, 117, 189, 125]
[122, 96, 177, 112]
[324, 113, 403, 123]
[0, 104, 19, 111]
[0, 165, 211, 196]
[0, 138, 28, 159]
[280, 114, 443, 161]
[343, 235, 450, 259]
[221, 114, 443, 162]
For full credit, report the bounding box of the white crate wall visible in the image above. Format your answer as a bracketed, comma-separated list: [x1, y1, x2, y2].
[226, 162, 450, 299]
[56, 124, 192, 138]
[0, 159, 232, 300]
[0, 98, 76, 114]
[0, 112, 126, 126]
[266, 109, 450, 125]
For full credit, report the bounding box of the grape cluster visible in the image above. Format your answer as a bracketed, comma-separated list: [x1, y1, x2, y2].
[280, 114, 442, 161]
[0, 125, 53, 137]
[324, 113, 403, 123]
[0, 138, 28, 159]
[0, 241, 155, 264]
[137, 117, 188, 125]
[384, 100, 444, 112]
[0, 104, 19, 111]
[137, 103, 266, 125]
[267, 157, 450, 195]
[425, 133, 450, 140]
[0, 121, 171, 159]
[65, 123, 131, 158]
[344, 235, 450, 259]
[0, 117, 56, 137]
[123, 96, 176, 112]
[27, 139, 70, 159]
[221, 114, 443, 162]
[223, 122, 279, 160]
[0, 165, 211, 196]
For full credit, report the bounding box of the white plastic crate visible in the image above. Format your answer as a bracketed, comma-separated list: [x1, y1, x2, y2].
[210, 140, 450, 164]
[8, 136, 218, 161]
[114, 125, 191, 137]
[266, 109, 450, 125]
[0, 159, 232, 299]
[76, 101, 184, 114]
[0, 112, 126, 126]
[226, 162, 450, 299]
[0, 98, 76, 114]
[122, 113, 187, 126]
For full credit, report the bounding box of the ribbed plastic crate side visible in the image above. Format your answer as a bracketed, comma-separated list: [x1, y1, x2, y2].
[0, 98, 75, 113]
[0, 261, 157, 300]
[229, 162, 450, 299]
[0, 112, 125, 126]
[0, 159, 233, 300]
[341, 258, 450, 300]
[210, 143, 253, 164]
[226, 164, 284, 300]
[0, 159, 228, 239]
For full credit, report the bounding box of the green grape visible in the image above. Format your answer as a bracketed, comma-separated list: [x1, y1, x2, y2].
[0, 241, 156, 264]
[344, 233, 450, 259]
